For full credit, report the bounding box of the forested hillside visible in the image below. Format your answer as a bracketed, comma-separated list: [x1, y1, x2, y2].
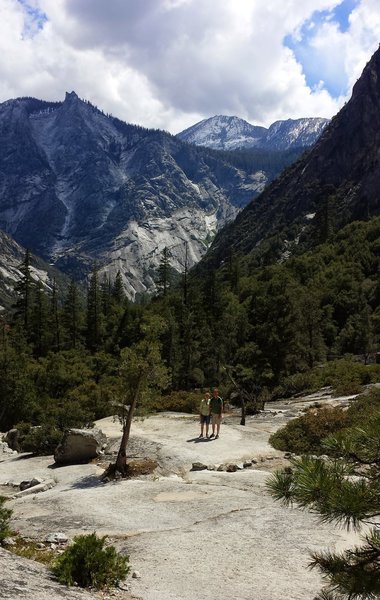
[2, 216, 380, 443]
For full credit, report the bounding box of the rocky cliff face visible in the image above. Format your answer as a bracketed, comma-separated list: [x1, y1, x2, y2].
[203, 45, 380, 267]
[0, 229, 64, 312]
[177, 115, 328, 151]
[0, 93, 282, 297]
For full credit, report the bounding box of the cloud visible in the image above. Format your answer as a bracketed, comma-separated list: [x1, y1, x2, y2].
[1, 0, 380, 132]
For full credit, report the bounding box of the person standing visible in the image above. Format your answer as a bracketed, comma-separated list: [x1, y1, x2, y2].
[199, 391, 211, 438]
[209, 388, 223, 439]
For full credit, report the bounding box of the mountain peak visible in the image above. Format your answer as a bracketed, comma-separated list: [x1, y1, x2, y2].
[177, 115, 328, 151]
[63, 91, 81, 107]
[65, 91, 79, 100]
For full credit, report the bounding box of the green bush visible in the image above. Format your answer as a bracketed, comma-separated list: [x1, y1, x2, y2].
[346, 387, 380, 423]
[269, 388, 380, 455]
[275, 371, 320, 399]
[269, 406, 350, 454]
[14, 422, 63, 455]
[0, 496, 12, 543]
[317, 359, 375, 395]
[142, 390, 201, 414]
[52, 532, 129, 589]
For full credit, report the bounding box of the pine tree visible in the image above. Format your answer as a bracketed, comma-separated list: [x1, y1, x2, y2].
[29, 280, 50, 356]
[13, 249, 34, 336]
[267, 422, 380, 599]
[157, 247, 171, 297]
[112, 271, 125, 305]
[86, 266, 102, 351]
[63, 279, 82, 349]
[50, 278, 61, 352]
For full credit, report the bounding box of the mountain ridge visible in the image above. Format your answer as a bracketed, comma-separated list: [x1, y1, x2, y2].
[177, 114, 329, 151]
[0, 92, 309, 298]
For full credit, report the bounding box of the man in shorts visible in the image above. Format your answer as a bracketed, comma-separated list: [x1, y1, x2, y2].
[209, 388, 223, 439]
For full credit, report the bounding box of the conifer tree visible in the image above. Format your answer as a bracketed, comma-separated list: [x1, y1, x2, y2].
[112, 270, 125, 305]
[105, 315, 169, 476]
[100, 273, 112, 318]
[157, 247, 171, 297]
[267, 424, 380, 599]
[50, 278, 61, 352]
[13, 249, 34, 336]
[63, 279, 82, 349]
[30, 280, 50, 356]
[86, 265, 103, 351]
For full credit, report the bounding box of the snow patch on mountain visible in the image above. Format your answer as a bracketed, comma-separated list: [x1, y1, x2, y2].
[177, 115, 329, 151]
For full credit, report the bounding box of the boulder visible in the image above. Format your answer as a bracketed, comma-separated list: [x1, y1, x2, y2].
[225, 464, 238, 472]
[190, 462, 207, 471]
[14, 479, 55, 497]
[4, 429, 20, 452]
[45, 532, 68, 544]
[0, 441, 16, 455]
[54, 428, 107, 465]
[20, 477, 44, 491]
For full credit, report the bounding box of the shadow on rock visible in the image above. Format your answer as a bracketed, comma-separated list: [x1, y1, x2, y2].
[68, 474, 104, 489]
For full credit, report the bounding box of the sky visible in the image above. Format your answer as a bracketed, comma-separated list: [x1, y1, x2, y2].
[1, 0, 380, 133]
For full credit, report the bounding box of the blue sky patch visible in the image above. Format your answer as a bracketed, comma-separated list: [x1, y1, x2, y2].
[17, 0, 48, 38]
[285, 0, 360, 97]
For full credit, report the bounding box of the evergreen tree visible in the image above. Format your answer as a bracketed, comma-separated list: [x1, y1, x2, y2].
[50, 278, 61, 352]
[112, 271, 125, 305]
[13, 248, 34, 336]
[29, 280, 50, 356]
[157, 247, 171, 297]
[86, 265, 103, 351]
[100, 273, 112, 318]
[267, 422, 380, 599]
[107, 315, 169, 476]
[63, 279, 83, 350]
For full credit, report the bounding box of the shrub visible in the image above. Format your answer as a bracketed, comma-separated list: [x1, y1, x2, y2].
[269, 388, 380, 455]
[52, 532, 129, 589]
[142, 390, 201, 414]
[275, 371, 320, 399]
[14, 422, 63, 455]
[269, 406, 350, 454]
[318, 359, 372, 395]
[0, 496, 12, 543]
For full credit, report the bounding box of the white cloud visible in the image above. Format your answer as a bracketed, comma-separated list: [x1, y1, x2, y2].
[0, 0, 379, 132]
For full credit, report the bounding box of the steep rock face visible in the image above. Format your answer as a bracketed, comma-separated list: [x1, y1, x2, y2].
[0, 229, 62, 312]
[262, 118, 328, 150]
[0, 93, 270, 297]
[203, 45, 380, 267]
[177, 115, 328, 151]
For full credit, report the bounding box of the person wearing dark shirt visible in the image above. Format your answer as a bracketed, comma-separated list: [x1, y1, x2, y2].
[209, 387, 223, 439]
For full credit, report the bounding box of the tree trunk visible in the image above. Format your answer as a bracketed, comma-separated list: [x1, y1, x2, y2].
[240, 396, 246, 426]
[115, 375, 143, 475]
